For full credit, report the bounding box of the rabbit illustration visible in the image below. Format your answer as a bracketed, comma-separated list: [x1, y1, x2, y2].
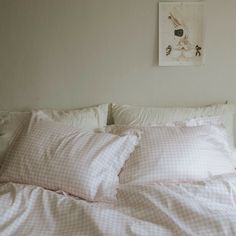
[167, 10, 195, 61]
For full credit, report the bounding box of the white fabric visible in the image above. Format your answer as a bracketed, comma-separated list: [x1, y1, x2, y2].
[112, 103, 235, 147]
[0, 111, 30, 161]
[0, 104, 108, 163]
[161, 116, 236, 167]
[172, 115, 223, 127]
[232, 149, 236, 166]
[0, 117, 138, 202]
[36, 104, 108, 131]
[0, 173, 236, 235]
[108, 125, 235, 185]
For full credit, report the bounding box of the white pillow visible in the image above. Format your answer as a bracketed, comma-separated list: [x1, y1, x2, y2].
[232, 149, 236, 167]
[36, 104, 108, 131]
[0, 116, 138, 202]
[0, 111, 30, 161]
[0, 104, 108, 163]
[112, 103, 235, 147]
[108, 125, 235, 185]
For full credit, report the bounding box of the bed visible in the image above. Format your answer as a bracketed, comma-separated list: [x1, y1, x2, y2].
[0, 103, 236, 236]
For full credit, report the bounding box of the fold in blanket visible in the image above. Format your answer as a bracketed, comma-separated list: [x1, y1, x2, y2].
[1, 173, 236, 236]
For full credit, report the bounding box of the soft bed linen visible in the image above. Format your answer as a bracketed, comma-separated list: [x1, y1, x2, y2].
[1, 173, 236, 236]
[108, 125, 235, 185]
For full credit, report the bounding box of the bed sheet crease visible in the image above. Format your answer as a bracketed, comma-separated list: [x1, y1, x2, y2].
[0, 173, 236, 236]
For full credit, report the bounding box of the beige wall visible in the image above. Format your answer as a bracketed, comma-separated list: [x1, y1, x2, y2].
[0, 0, 236, 110]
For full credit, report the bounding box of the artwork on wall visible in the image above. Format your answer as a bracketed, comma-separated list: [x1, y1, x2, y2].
[159, 1, 205, 66]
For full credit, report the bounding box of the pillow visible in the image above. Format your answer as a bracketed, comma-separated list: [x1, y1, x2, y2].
[0, 104, 108, 163]
[165, 116, 236, 167]
[108, 125, 235, 185]
[36, 104, 108, 131]
[0, 115, 139, 202]
[112, 103, 235, 147]
[0, 111, 30, 161]
[232, 149, 236, 167]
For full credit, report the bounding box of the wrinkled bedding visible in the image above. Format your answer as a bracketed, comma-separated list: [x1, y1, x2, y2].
[1, 173, 236, 236]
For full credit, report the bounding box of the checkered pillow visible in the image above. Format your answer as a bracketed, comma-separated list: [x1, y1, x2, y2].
[0, 119, 138, 202]
[112, 103, 235, 148]
[108, 125, 236, 184]
[0, 104, 109, 165]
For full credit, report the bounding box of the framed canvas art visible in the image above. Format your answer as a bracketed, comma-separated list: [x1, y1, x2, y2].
[159, 2, 205, 66]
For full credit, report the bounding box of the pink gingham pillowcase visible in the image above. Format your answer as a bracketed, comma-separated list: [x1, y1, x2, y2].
[0, 115, 139, 202]
[108, 124, 235, 185]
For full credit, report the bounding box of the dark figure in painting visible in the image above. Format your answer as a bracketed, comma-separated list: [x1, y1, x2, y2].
[166, 45, 172, 56]
[195, 45, 202, 56]
[174, 29, 184, 37]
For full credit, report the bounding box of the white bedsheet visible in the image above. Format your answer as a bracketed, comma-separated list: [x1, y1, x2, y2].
[1, 173, 236, 236]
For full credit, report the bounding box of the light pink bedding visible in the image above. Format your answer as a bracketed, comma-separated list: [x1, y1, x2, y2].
[1, 173, 236, 236]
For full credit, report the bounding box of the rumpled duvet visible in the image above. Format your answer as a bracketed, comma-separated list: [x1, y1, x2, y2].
[1, 173, 236, 236]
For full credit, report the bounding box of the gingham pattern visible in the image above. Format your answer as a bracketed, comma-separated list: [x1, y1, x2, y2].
[0, 119, 138, 202]
[0, 104, 108, 164]
[112, 103, 235, 147]
[108, 125, 236, 185]
[0, 173, 236, 236]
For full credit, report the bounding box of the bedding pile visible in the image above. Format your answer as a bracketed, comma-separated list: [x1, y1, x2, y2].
[0, 103, 236, 236]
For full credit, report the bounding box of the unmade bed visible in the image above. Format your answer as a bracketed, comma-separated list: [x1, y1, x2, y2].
[0, 103, 236, 236]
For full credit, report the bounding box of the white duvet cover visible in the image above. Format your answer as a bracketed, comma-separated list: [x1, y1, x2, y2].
[1, 173, 236, 236]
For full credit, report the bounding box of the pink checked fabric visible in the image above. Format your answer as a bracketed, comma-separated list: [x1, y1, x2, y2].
[108, 125, 235, 184]
[0, 119, 138, 202]
[0, 173, 236, 235]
